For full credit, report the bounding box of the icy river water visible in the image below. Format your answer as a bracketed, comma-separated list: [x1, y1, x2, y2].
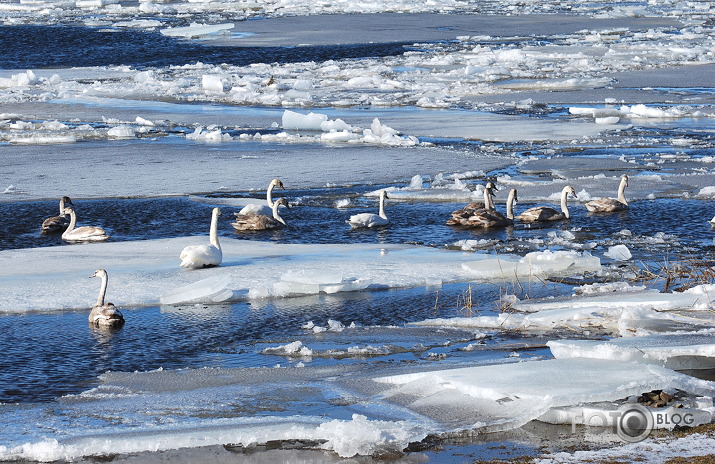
[1, 7, 715, 464]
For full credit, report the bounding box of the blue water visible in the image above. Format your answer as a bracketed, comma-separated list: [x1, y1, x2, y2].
[0, 25, 411, 69]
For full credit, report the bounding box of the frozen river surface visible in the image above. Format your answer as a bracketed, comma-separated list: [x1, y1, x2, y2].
[1, 4, 715, 463]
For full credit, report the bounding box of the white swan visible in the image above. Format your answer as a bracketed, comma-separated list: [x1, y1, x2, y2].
[517, 185, 578, 222]
[237, 179, 285, 216]
[232, 198, 290, 230]
[88, 269, 125, 328]
[347, 190, 390, 228]
[41, 196, 74, 234]
[180, 207, 223, 269]
[447, 182, 497, 225]
[449, 188, 517, 228]
[61, 206, 110, 242]
[585, 175, 629, 212]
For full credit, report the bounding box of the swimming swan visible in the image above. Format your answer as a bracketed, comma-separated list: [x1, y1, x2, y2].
[237, 179, 285, 216]
[347, 190, 390, 228]
[449, 188, 517, 228]
[232, 197, 290, 230]
[517, 185, 578, 222]
[61, 206, 110, 242]
[447, 182, 497, 225]
[180, 207, 223, 269]
[585, 175, 629, 212]
[88, 269, 125, 328]
[41, 196, 74, 234]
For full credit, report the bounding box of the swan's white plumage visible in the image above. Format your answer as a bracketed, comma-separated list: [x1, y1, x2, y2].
[585, 175, 629, 212]
[180, 207, 223, 269]
[41, 196, 73, 234]
[232, 198, 289, 230]
[88, 269, 124, 328]
[61, 206, 109, 242]
[347, 190, 390, 228]
[237, 179, 285, 217]
[517, 185, 577, 222]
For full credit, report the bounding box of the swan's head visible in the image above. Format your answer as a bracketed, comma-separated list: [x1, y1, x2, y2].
[90, 269, 107, 279]
[275, 197, 290, 208]
[565, 185, 577, 198]
[379, 190, 389, 200]
[271, 179, 285, 189]
[212, 207, 222, 216]
[485, 181, 498, 192]
[621, 175, 629, 186]
[61, 196, 73, 205]
[62, 205, 75, 215]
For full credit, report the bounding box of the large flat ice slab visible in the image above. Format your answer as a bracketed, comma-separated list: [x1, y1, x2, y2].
[548, 334, 715, 370]
[374, 358, 714, 432]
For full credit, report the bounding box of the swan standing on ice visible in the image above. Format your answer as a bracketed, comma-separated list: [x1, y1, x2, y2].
[517, 186, 578, 222]
[232, 197, 290, 231]
[237, 179, 285, 216]
[449, 188, 517, 228]
[88, 269, 125, 328]
[347, 190, 390, 228]
[447, 182, 497, 225]
[585, 175, 629, 212]
[61, 206, 110, 242]
[180, 207, 223, 269]
[41, 196, 74, 234]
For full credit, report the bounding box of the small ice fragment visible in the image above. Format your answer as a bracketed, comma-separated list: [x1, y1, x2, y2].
[595, 116, 620, 124]
[604, 245, 632, 261]
[335, 198, 352, 208]
[107, 126, 135, 139]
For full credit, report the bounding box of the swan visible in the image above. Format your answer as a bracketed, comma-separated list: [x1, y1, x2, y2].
[447, 182, 497, 225]
[449, 188, 517, 228]
[517, 185, 578, 222]
[88, 269, 125, 328]
[347, 190, 390, 228]
[61, 206, 109, 242]
[232, 197, 290, 230]
[585, 175, 629, 212]
[180, 207, 223, 269]
[236, 178, 285, 216]
[41, 196, 74, 234]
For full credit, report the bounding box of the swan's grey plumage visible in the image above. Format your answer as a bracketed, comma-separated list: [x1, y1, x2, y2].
[517, 186, 577, 222]
[41, 196, 74, 234]
[347, 190, 390, 228]
[180, 207, 222, 269]
[448, 188, 517, 228]
[446, 182, 497, 225]
[237, 179, 285, 216]
[585, 175, 629, 212]
[61, 206, 109, 242]
[88, 269, 125, 328]
[232, 198, 289, 230]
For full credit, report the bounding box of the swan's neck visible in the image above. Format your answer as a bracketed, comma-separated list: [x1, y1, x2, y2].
[506, 191, 515, 220]
[617, 178, 628, 205]
[266, 183, 276, 208]
[561, 188, 571, 219]
[209, 210, 221, 250]
[96, 273, 108, 307]
[484, 188, 494, 211]
[65, 210, 76, 233]
[59, 198, 66, 215]
[378, 194, 388, 220]
[272, 202, 286, 225]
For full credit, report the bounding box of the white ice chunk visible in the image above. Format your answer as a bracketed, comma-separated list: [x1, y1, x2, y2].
[604, 244, 632, 261]
[107, 125, 136, 139]
[159, 274, 232, 305]
[461, 250, 601, 280]
[202, 75, 224, 93]
[548, 334, 715, 370]
[282, 109, 328, 131]
[161, 23, 234, 38]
